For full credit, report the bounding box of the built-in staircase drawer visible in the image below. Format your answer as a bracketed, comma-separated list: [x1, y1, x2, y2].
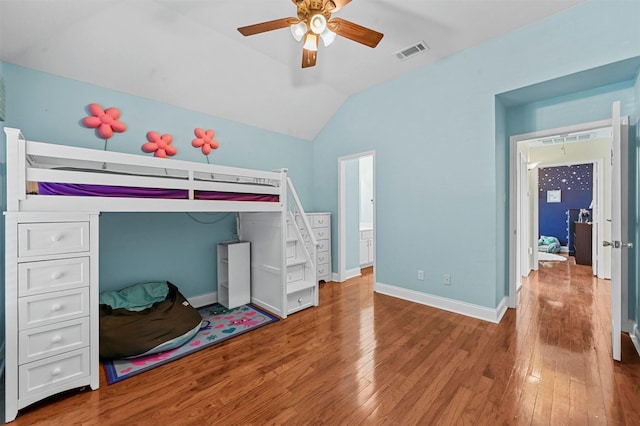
[18, 257, 90, 296]
[19, 317, 90, 364]
[19, 288, 90, 330]
[18, 222, 90, 258]
[18, 347, 90, 400]
[287, 288, 314, 314]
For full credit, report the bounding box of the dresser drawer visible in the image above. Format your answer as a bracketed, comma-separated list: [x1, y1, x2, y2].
[361, 229, 373, 240]
[19, 288, 90, 330]
[287, 287, 314, 314]
[317, 263, 330, 278]
[19, 347, 90, 400]
[317, 239, 329, 253]
[311, 215, 329, 228]
[317, 252, 330, 265]
[19, 257, 90, 296]
[19, 318, 90, 364]
[313, 226, 330, 240]
[19, 222, 90, 258]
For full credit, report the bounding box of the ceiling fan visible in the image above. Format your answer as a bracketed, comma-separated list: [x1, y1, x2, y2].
[237, 0, 384, 68]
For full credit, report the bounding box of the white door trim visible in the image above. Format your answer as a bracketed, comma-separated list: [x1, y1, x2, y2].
[337, 151, 376, 283]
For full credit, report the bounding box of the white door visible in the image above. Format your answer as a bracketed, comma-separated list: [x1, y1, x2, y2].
[608, 101, 631, 361]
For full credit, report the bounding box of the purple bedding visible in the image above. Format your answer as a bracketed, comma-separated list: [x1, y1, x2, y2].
[37, 182, 279, 202]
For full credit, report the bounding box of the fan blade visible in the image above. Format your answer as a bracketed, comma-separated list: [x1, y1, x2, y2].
[302, 48, 317, 68]
[330, 0, 351, 12]
[330, 17, 383, 48]
[238, 18, 296, 36]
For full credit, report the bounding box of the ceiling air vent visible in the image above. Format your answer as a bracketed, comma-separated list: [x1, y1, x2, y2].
[395, 41, 429, 61]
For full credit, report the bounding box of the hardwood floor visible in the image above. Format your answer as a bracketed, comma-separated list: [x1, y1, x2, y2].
[8, 261, 640, 425]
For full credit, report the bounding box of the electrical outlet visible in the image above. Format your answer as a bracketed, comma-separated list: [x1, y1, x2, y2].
[418, 270, 424, 280]
[443, 274, 451, 285]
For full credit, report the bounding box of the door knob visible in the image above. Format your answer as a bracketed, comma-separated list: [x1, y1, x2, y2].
[603, 241, 634, 249]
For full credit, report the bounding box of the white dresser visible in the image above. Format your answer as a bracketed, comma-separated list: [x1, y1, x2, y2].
[4, 212, 100, 423]
[307, 212, 331, 282]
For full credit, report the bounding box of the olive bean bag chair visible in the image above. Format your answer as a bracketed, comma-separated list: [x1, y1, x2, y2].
[99, 281, 202, 359]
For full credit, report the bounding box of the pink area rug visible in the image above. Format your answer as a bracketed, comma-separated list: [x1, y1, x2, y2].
[103, 303, 278, 384]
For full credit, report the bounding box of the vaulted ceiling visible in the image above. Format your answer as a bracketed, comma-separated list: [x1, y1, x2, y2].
[0, 0, 585, 140]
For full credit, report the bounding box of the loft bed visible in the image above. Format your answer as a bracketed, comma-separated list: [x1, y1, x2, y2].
[4, 128, 285, 213]
[3, 127, 318, 316]
[3, 127, 318, 422]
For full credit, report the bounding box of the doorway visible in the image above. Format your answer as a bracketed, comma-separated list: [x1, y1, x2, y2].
[509, 107, 630, 361]
[338, 151, 376, 283]
[509, 118, 613, 306]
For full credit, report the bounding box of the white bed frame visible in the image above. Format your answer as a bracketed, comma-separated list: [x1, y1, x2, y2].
[3, 127, 318, 422]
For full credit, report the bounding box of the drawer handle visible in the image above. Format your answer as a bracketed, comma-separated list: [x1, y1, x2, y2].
[51, 335, 62, 344]
[51, 234, 63, 242]
[51, 367, 62, 376]
[51, 271, 63, 280]
[297, 297, 303, 304]
[51, 304, 62, 312]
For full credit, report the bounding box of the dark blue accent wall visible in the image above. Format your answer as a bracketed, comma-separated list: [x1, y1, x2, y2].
[538, 163, 593, 246]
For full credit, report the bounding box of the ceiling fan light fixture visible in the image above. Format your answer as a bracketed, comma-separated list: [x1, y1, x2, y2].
[290, 21, 307, 42]
[309, 14, 327, 34]
[319, 28, 336, 47]
[303, 33, 318, 51]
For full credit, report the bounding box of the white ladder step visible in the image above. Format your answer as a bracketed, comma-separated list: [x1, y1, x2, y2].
[287, 258, 307, 267]
[287, 280, 316, 294]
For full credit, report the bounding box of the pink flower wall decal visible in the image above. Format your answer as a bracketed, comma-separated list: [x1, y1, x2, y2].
[142, 131, 177, 158]
[82, 103, 127, 140]
[192, 128, 219, 163]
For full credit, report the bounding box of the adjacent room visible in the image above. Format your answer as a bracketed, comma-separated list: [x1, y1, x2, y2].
[1, 0, 639, 424]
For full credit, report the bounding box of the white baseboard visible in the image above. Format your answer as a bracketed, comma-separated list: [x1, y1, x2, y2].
[631, 322, 640, 357]
[344, 267, 361, 281]
[187, 292, 217, 308]
[374, 281, 509, 323]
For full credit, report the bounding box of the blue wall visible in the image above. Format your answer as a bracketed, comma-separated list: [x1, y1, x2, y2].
[313, 0, 640, 309]
[2, 0, 640, 327]
[538, 164, 593, 246]
[0, 62, 314, 298]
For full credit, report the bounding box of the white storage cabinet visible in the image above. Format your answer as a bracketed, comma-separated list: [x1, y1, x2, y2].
[217, 241, 251, 309]
[360, 229, 374, 266]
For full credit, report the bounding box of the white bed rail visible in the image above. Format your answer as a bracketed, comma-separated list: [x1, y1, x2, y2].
[4, 128, 284, 213]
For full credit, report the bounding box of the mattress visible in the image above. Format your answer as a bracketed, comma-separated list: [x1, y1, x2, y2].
[36, 182, 279, 202]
